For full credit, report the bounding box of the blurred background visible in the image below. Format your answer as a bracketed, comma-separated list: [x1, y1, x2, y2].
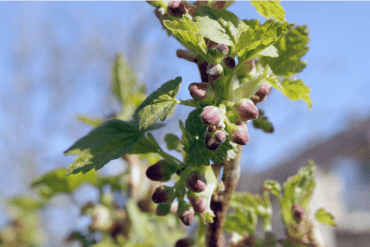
[1, 1, 370, 246]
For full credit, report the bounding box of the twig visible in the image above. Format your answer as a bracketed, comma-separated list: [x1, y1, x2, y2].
[207, 145, 243, 247]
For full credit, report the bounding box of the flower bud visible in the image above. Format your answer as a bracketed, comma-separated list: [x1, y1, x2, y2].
[205, 38, 218, 50]
[208, 122, 225, 132]
[206, 63, 224, 81]
[229, 121, 250, 145]
[205, 131, 221, 151]
[151, 186, 174, 204]
[222, 56, 236, 69]
[186, 171, 207, 193]
[216, 44, 229, 55]
[253, 84, 271, 104]
[146, 160, 177, 182]
[176, 49, 198, 63]
[187, 191, 207, 213]
[156, 203, 171, 216]
[233, 98, 259, 121]
[292, 204, 306, 221]
[167, 1, 187, 17]
[188, 82, 215, 104]
[177, 201, 195, 226]
[200, 106, 223, 126]
[175, 238, 196, 247]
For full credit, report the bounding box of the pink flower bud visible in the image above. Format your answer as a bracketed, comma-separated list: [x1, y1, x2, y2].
[176, 49, 198, 63]
[177, 202, 195, 226]
[186, 171, 207, 193]
[188, 82, 215, 104]
[233, 98, 259, 121]
[200, 106, 223, 126]
[205, 38, 219, 50]
[167, 1, 187, 17]
[188, 191, 207, 213]
[292, 204, 306, 221]
[254, 84, 271, 103]
[216, 44, 229, 55]
[146, 160, 177, 182]
[229, 121, 250, 145]
[151, 186, 174, 204]
[205, 131, 221, 151]
[206, 63, 224, 81]
[175, 238, 196, 247]
[222, 56, 236, 69]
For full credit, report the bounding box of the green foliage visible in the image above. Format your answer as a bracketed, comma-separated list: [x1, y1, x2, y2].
[224, 206, 258, 234]
[163, 16, 208, 59]
[260, 25, 310, 78]
[134, 77, 182, 130]
[30, 168, 127, 201]
[130, 133, 161, 155]
[281, 78, 313, 109]
[253, 109, 274, 133]
[65, 120, 145, 174]
[315, 208, 337, 227]
[77, 116, 105, 128]
[164, 134, 182, 152]
[237, 19, 294, 62]
[251, 0, 286, 22]
[8, 196, 47, 212]
[194, 6, 248, 46]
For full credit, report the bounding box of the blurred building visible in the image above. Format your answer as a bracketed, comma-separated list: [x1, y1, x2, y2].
[237, 118, 370, 247]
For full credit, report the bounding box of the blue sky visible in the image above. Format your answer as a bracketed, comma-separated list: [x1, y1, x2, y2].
[1, 1, 370, 243]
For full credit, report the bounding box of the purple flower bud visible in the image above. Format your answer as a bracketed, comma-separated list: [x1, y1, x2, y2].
[205, 38, 219, 50]
[175, 238, 196, 247]
[151, 186, 174, 204]
[254, 84, 271, 103]
[233, 98, 259, 121]
[167, 1, 187, 17]
[216, 44, 229, 55]
[205, 132, 221, 151]
[188, 82, 215, 103]
[292, 204, 306, 221]
[177, 202, 195, 226]
[146, 160, 176, 182]
[214, 130, 226, 144]
[156, 203, 171, 216]
[206, 63, 224, 81]
[197, 58, 209, 83]
[176, 49, 198, 63]
[200, 106, 223, 126]
[186, 171, 207, 193]
[222, 56, 236, 69]
[229, 121, 250, 145]
[187, 191, 207, 213]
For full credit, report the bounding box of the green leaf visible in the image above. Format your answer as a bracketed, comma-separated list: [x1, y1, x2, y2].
[251, 0, 286, 22]
[260, 25, 309, 78]
[263, 180, 282, 196]
[253, 109, 274, 133]
[258, 44, 278, 57]
[315, 208, 337, 227]
[130, 132, 161, 154]
[65, 119, 144, 174]
[164, 134, 182, 152]
[8, 196, 47, 212]
[77, 116, 105, 128]
[30, 168, 98, 200]
[281, 78, 312, 110]
[163, 16, 208, 58]
[281, 160, 317, 224]
[183, 109, 237, 166]
[224, 207, 258, 234]
[194, 6, 248, 46]
[111, 54, 138, 105]
[237, 19, 294, 62]
[134, 77, 182, 130]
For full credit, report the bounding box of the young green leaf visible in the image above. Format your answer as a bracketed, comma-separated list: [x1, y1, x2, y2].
[224, 207, 258, 234]
[281, 78, 312, 110]
[65, 119, 144, 174]
[194, 6, 248, 46]
[257, 44, 278, 58]
[260, 25, 309, 78]
[253, 109, 274, 133]
[165, 134, 182, 152]
[134, 77, 182, 130]
[8, 196, 47, 212]
[315, 208, 337, 227]
[251, 0, 286, 22]
[163, 16, 208, 58]
[237, 20, 294, 62]
[130, 132, 161, 154]
[76, 115, 105, 128]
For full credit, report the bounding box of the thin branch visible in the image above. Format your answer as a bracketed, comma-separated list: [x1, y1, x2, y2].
[207, 145, 243, 247]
